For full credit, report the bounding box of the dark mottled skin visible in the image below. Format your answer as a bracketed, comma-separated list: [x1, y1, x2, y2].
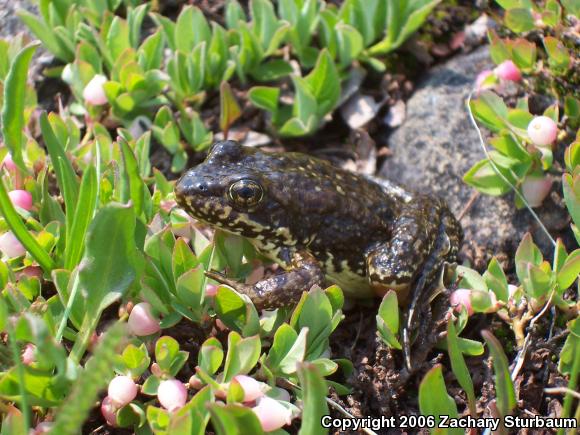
[175, 141, 463, 310]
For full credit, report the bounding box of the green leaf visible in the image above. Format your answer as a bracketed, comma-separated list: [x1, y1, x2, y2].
[481, 330, 516, 417]
[418, 365, 462, 433]
[484, 257, 509, 302]
[17, 11, 72, 61]
[198, 337, 224, 375]
[70, 203, 138, 363]
[376, 290, 402, 349]
[469, 91, 509, 133]
[558, 317, 580, 375]
[556, 250, 580, 290]
[510, 38, 537, 71]
[562, 0, 580, 16]
[40, 113, 80, 233]
[220, 81, 242, 137]
[170, 386, 213, 435]
[208, 403, 264, 435]
[447, 321, 476, 416]
[118, 343, 150, 378]
[463, 159, 512, 196]
[504, 8, 535, 32]
[175, 6, 211, 53]
[214, 285, 260, 336]
[1, 42, 39, 172]
[515, 233, 543, 281]
[335, 23, 363, 68]
[297, 362, 328, 435]
[64, 165, 97, 270]
[265, 324, 307, 375]
[543, 36, 570, 71]
[222, 332, 261, 382]
[250, 59, 293, 81]
[119, 139, 148, 218]
[248, 86, 279, 114]
[562, 174, 580, 227]
[107, 17, 131, 60]
[304, 49, 340, 117]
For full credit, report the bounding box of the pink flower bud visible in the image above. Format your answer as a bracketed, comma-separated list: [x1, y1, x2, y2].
[189, 375, 204, 390]
[108, 375, 138, 407]
[8, 190, 33, 211]
[251, 397, 293, 432]
[527, 116, 558, 147]
[0, 232, 26, 258]
[233, 375, 265, 402]
[2, 154, 16, 171]
[31, 422, 53, 434]
[157, 379, 188, 411]
[449, 289, 474, 316]
[128, 302, 161, 336]
[494, 60, 522, 82]
[205, 283, 218, 297]
[83, 74, 108, 106]
[475, 69, 495, 93]
[522, 175, 553, 207]
[101, 396, 118, 427]
[21, 343, 36, 365]
[508, 284, 519, 299]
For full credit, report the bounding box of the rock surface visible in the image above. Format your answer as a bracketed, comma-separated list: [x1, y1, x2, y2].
[0, 0, 36, 39]
[380, 46, 563, 266]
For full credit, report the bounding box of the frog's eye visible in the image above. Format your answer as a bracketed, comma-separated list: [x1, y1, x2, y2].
[228, 179, 264, 208]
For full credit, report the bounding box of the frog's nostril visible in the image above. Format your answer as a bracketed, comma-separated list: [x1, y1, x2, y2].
[196, 182, 207, 192]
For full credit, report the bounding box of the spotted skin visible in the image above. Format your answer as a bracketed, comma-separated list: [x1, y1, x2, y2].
[175, 140, 463, 310]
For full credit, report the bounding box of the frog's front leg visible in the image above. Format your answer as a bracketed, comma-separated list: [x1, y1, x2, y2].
[206, 251, 324, 310]
[366, 196, 451, 305]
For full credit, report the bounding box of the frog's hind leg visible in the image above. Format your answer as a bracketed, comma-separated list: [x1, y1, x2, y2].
[206, 251, 324, 311]
[366, 197, 461, 370]
[366, 196, 447, 304]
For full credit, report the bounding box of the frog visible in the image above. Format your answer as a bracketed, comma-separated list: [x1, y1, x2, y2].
[175, 140, 463, 311]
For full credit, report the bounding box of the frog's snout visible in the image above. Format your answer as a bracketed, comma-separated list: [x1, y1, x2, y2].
[175, 171, 210, 201]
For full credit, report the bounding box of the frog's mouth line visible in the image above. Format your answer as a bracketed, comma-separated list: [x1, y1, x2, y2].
[177, 194, 276, 240]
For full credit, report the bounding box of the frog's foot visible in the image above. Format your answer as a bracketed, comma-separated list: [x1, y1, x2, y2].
[366, 196, 461, 370]
[205, 252, 324, 311]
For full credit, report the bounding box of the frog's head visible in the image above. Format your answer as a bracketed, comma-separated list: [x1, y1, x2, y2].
[175, 140, 321, 244]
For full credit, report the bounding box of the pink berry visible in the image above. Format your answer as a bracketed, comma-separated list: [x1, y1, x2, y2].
[527, 116, 558, 147]
[494, 60, 522, 82]
[157, 379, 188, 411]
[128, 302, 161, 336]
[251, 397, 293, 432]
[21, 343, 36, 365]
[2, 154, 16, 171]
[108, 375, 138, 407]
[83, 74, 108, 106]
[0, 232, 26, 258]
[449, 289, 474, 316]
[233, 375, 265, 402]
[101, 396, 118, 427]
[8, 190, 33, 211]
[475, 69, 495, 93]
[522, 175, 553, 207]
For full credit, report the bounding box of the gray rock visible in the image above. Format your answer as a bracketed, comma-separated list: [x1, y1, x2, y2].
[380, 46, 561, 266]
[0, 0, 36, 39]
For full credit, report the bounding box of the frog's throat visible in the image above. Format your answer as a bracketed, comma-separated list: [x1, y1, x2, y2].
[371, 282, 411, 306]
